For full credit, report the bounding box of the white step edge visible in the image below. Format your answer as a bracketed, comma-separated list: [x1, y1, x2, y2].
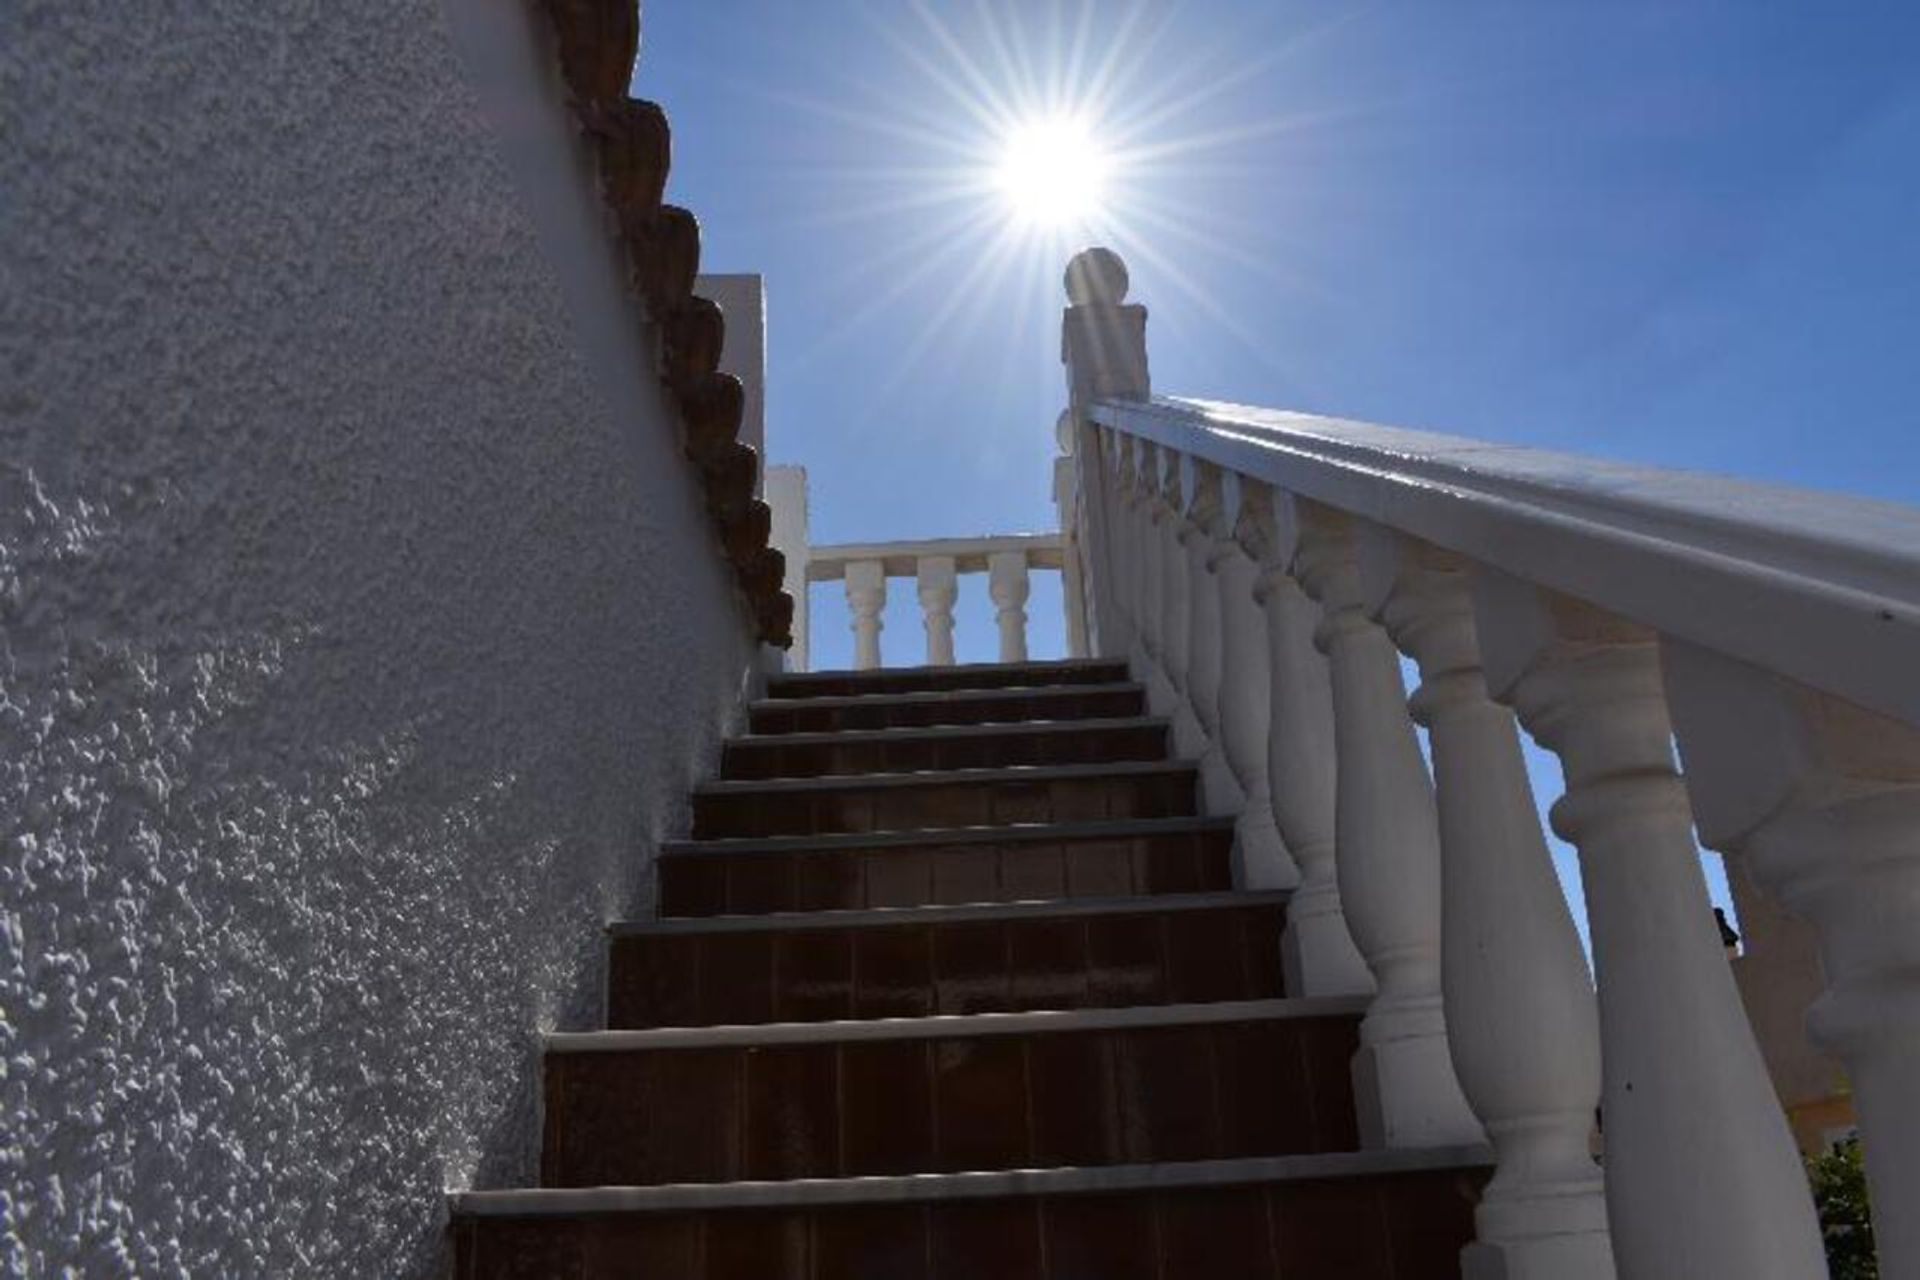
[768, 656, 1127, 691]
[449, 1146, 1494, 1217]
[661, 814, 1236, 858]
[545, 996, 1368, 1054]
[609, 890, 1288, 937]
[749, 680, 1144, 714]
[694, 758, 1199, 796]
[727, 715, 1170, 749]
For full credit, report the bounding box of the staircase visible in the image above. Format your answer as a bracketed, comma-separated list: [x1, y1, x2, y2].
[450, 658, 1491, 1278]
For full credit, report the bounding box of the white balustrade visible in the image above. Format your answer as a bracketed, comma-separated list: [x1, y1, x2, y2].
[1210, 485, 1293, 889]
[780, 533, 1078, 672]
[916, 555, 957, 666]
[985, 550, 1031, 663]
[1054, 245, 1918, 1277]
[844, 559, 886, 671]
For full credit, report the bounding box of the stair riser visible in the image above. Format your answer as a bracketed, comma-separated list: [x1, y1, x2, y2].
[692, 770, 1196, 840]
[658, 829, 1233, 916]
[454, 1170, 1480, 1279]
[541, 1014, 1359, 1188]
[609, 902, 1285, 1028]
[749, 686, 1144, 734]
[720, 722, 1167, 781]
[766, 661, 1129, 700]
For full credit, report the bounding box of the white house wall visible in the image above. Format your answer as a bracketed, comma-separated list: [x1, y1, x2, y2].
[1, 2, 752, 1275]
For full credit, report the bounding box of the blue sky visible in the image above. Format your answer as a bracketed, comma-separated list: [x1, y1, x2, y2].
[635, 3, 1920, 937]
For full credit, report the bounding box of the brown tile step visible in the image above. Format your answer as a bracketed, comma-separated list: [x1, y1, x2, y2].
[719, 716, 1171, 781]
[451, 1147, 1492, 1280]
[659, 816, 1236, 916]
[748, 681, 1146, 735]
[691, 760, 1199, 841]
[538, 998, 1366, 1189]
[607, 891, 1288, 1029]
[766, 657, 1129, 701]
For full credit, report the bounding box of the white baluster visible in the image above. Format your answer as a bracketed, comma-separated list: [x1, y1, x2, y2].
[1238, 482, 1372, 998]
[987, 550, 1031, 663]
[1283, 497, 1480, 1147]
[1149, 446, 1211, 763]
[1212, 475, 1294, 890]
[1359, 533, 1611, 1280]
[1053, 415, 1094, 659]
[844, 559, 886, 671]
[1179, 459, 1241, 815]
[1475, 574, 1826, 1280]
[917, 555, 957, 667]
[1664, 640, 1920, 1278]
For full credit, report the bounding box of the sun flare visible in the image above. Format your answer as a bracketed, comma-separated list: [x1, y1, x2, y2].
[993, 115, 1111, 229]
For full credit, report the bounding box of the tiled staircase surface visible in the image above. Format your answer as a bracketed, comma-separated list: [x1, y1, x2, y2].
[450, 657, 1490, 1278]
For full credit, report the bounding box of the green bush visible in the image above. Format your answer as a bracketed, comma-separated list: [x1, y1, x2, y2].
[1809, 1138, 1877, 1279]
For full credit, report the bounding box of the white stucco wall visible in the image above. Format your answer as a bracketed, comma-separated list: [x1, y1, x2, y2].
[1, 3, 753, 1275]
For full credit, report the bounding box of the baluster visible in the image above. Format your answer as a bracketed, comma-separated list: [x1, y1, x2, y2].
[1474, 573, 1826, 1279]
[1053, 413, 1094, 659]
[1360, 533, 1611, 1279]
[1284, 497, 1480, 1146]
[1179, 459, 1241, 815]
[1212, 474, 1294, 889]
[1237, 482, 1372, 997]
[987, 551, 1031, 663]
[1663, 640, 1920, 1278]
[844, 559, 886, 671]
[1140, 443, 1170, 666]
[917, 555, 957, 667]
[1149, 446, 1211, 763]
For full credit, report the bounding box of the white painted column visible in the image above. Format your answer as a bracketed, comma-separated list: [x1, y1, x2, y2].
[1286, 497, 1480, 1148]
[844, 559, 887, 671]
[1475, 574, 1826, 1280]
[1238, 481, 1371, 997]
[1664, 641, 1920, 1279]
[1213, 528, 1295, 890]
[987, 550, 1031, 664]
[1360, 534, 1611, 1280]
[916, 555, 958, 667]
[1179, 459, 1240, 815]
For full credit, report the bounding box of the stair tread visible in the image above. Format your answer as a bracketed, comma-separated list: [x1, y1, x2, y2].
[662, 813, 1234, 857]
[749, 680, 1144, 714]
[728, 715, 1168, 748]
[549, 996, 1366, 1052]
[611, 889, 1286, 936]
[694, 758, 1198, 796]
[766, 658, 1128, 700]
[451, 1146, 1494, 1217]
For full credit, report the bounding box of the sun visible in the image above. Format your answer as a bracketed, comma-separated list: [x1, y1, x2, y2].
[993, 114, 1111, 229]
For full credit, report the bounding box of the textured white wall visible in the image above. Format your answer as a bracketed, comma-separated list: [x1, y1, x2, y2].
[1, 3, 753, 1275]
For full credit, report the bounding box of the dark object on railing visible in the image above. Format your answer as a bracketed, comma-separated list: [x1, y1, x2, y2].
[662, 296, 726, 396]
[538, 0, 639, 106]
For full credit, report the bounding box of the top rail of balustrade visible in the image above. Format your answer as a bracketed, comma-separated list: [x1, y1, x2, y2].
[1090, 394, 1920, 725]
[806, 532, 1066, 582]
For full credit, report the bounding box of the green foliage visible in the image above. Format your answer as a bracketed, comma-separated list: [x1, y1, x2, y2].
[1809, 1139, 1877, 1279]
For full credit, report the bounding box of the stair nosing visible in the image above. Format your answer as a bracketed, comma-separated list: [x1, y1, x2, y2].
[448, 1146, 1494, 1217]
[694, 758, 1199, 796]
[545, 996, 1368, 1053]
[748, 680, 1144, 714]
[660, 814, 1236, 858]
[610, 890, 1288, 937]
[726, 715, 1170, 750]
[766, 657, 1127, 692]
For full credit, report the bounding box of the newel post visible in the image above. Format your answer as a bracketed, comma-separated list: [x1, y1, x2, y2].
[1060, 247, 1148, 665]
[1474, 573, 1826, 1280]
[1663, 643, 1920, 1277]
[1357, 531, 1612, 1280]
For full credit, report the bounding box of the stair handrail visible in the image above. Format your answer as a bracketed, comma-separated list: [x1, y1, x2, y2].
[1057, 244, 1920, 1280]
